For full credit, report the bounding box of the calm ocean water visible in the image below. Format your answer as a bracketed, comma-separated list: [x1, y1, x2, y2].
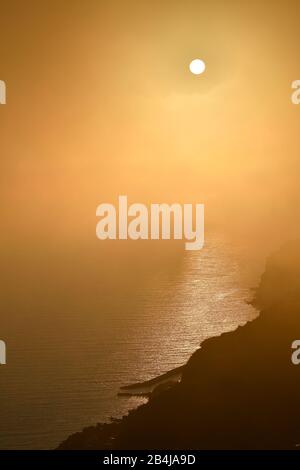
[0, 234, 260, 449]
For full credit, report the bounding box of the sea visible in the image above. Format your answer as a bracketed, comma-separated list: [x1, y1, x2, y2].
[0, 233, 260, 449]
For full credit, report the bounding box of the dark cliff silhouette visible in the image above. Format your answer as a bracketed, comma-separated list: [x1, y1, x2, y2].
[58, 241, 300, 450]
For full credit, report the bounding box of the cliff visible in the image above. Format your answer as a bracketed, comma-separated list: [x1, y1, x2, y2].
[58, 241, 300, 450]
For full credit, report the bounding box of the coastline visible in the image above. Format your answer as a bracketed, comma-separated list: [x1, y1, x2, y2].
[118, 365, 184, 396]
[58, 240, 300, 450]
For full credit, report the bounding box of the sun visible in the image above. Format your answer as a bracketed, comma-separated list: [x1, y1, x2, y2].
[189, 59, 206, 75]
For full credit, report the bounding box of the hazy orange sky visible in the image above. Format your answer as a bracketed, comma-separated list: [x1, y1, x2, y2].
[1, 0, 300, 253]
[2, 3, 300, 453]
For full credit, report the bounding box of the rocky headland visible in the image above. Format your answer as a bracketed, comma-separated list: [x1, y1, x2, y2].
[58, 241, 300, 450]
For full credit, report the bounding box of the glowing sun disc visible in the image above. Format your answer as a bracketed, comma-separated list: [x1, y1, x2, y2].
[189, 59, 206, 75]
